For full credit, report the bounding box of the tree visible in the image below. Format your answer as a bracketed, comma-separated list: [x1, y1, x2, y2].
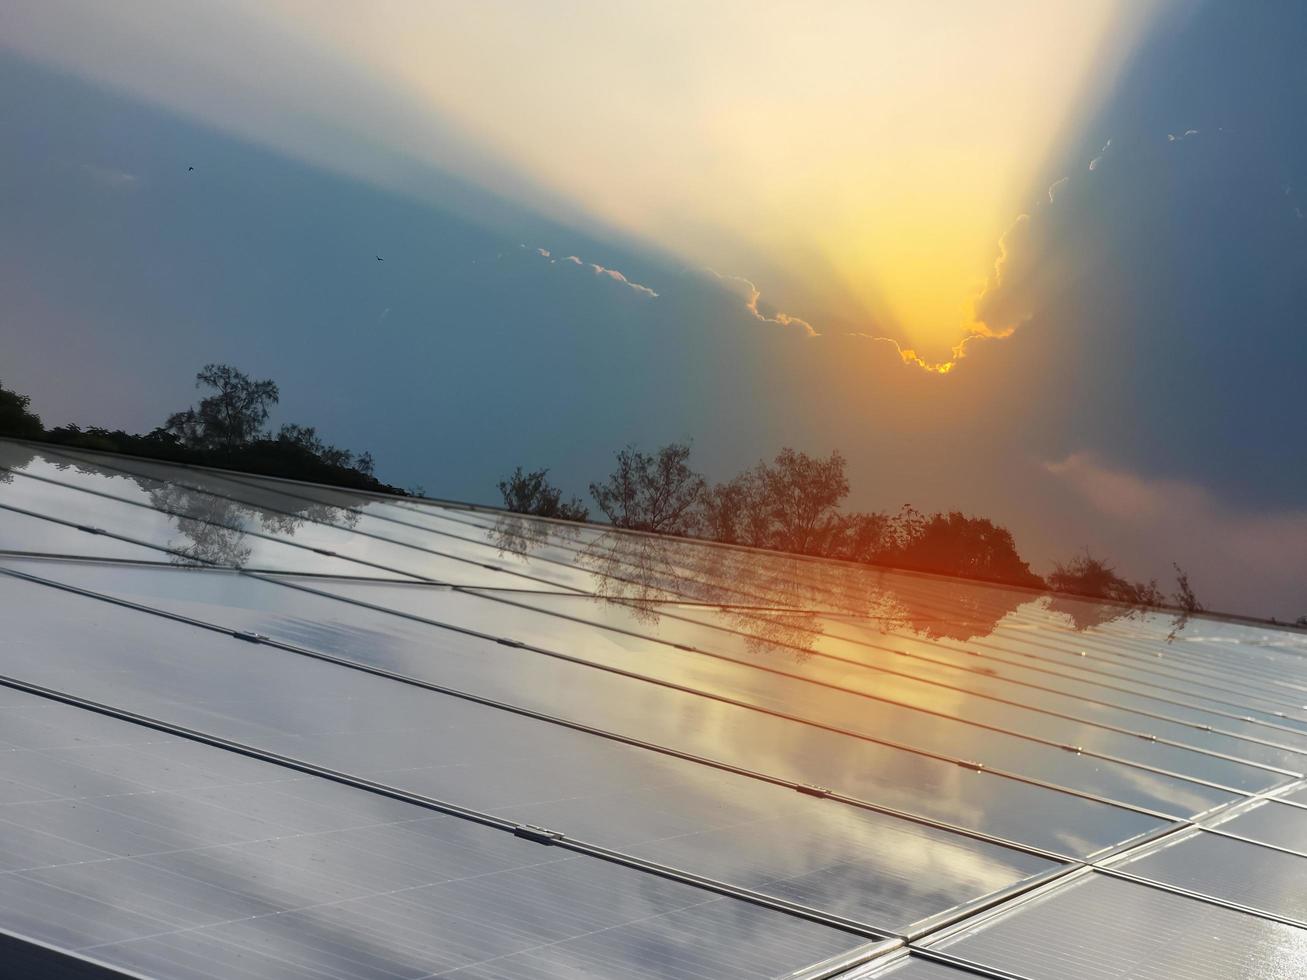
[888, 510, 1044, 588]
[698, 475, 750, 544]
[165, 364, 279, 451]
[825, 510, 894, 563]
[700, 449, 851, 554]
[1047, 551, 1162, 606]
[589, 442, 705, 534]
[497, 466, 589, 521]
[0, 380, 44, 439]
[1171, 563, 1204, 613]
[758, 448, 849, 554]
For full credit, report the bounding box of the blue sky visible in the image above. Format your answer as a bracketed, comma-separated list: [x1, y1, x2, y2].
[2, 1, 1305, 617]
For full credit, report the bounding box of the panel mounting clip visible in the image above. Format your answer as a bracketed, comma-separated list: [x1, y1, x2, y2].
[514, 824, 565, 845]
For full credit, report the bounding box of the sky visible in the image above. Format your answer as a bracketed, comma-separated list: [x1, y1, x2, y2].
[2, 1, 1305, 618]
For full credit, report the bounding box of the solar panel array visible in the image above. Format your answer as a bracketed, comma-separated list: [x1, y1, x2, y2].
[1, 435, 1306, 979]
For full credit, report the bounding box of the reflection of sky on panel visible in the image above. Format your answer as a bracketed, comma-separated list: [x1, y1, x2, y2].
[295, 577, 1242, 815]
[43, 446, 607, 594]
[488, 591, 1301, 781]
[0, 506, 161, 561]
[860, 956, 979, 978]
[935, 873, 1307, 980]
[0, 569, 1060, 933]
[1116, 829, 1307, 921]
[0, 689, 863, 979]
[117, 455, 1262, 660]
[0, 444, 573, 588]
[1204, 799, 1307, 854]
[3, 450, 1290, 804]
[1, 557, 1162, 859]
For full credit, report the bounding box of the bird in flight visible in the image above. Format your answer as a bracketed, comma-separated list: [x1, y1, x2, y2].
[376, 254, 384, 262]
[187, 166, 194, 172]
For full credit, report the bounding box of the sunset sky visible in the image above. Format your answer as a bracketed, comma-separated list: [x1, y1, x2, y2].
[3, 1, 1305, 616]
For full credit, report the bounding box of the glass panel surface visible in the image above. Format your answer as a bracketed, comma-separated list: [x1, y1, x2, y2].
[48, 447, 610, 594]
[1117, 829, 1307, 920]
[935, 873, 1307, 980]
[0, 569, 1060, 931]
[0, 459, 412, 578]
[854, 625, 1307, 752]
[826, 613, 1307, 736]
[944, 624, 1307, 721]
[0, 505, 164, 562]
[483, 590, 1307, 775]
[0, 686, 865, 979]
[0, 446, 576, 589]
[291, 578, 1246, 814]
[1207, 798, 1307, 853]
[858, 956, 987, 978]
[0, 559, 1171, 857]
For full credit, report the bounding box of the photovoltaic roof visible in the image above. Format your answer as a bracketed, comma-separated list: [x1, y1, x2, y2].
[1, 435, 1306, 978]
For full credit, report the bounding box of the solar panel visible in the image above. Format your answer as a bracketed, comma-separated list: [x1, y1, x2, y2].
[2, 436, 1306, 978]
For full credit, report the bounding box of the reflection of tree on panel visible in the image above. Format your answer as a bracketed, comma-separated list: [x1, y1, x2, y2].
[487, 511, 584, 557]
[36, 454, 363, 570]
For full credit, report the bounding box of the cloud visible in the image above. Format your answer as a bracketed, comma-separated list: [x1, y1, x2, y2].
[524, 245, 658, 298]
[1044, 453, 1307, 617]
[80, 163, 139, 189]
[1088, 137, 1111, 171]
[848, 334, 964, 374]
[587, 263, 658, 298]
[968, 124, 1307, 511]
[705, 270, 819, 337]
[970, 212, 1040, 339]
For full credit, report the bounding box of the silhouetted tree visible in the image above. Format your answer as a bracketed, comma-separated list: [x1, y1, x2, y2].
[1164, 563, 1206, 642]
[759, 448, 850, 554]
[273, 423, 374, 477]
[498, 466, 588, 521]
[825, 511, 894, 563]
[165, 364, 279, 451]
[1171, 563, 1204, 613]
[0, 380, 43, 439]
[698, 475, 751, 544]
[590, 442, 705, 534]
[701, 448, 852, 554]
[888, 508, 1044, 588]
[1047, 551, 1162, 607]
[7, 369, 393, 494]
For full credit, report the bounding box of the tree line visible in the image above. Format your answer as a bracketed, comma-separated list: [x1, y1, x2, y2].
[5, 367, 1302, 624]
[500, 442, 1228, 619]
[1, 367, 399, 493]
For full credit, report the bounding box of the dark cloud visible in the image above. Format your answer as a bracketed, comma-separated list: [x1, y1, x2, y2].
[985, 132, 1307, 508]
